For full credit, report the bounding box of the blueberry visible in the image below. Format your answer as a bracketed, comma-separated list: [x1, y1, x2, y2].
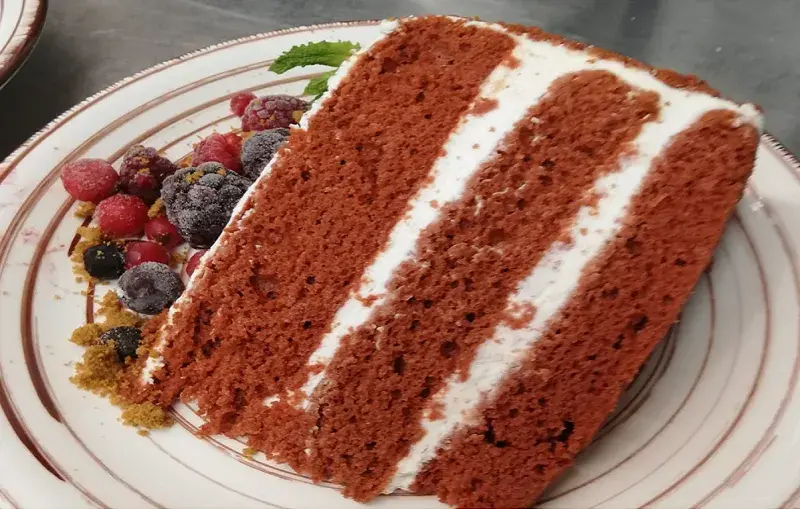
[99, 326, 142, 362]
[119, 262, 184, 314]
[83, 243, 125, 279]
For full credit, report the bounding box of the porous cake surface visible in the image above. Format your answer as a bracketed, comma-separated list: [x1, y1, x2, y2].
[121, 15, 761, 508]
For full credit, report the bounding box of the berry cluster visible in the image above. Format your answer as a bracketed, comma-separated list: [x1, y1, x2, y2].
[60, 90, 306, 364]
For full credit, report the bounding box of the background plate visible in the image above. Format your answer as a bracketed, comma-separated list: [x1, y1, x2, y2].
[0, 0, 45, 88]
[1, 21, 799, 509]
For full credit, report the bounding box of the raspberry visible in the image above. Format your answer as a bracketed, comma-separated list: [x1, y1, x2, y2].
[185, 250, 207, 277]
[60, 159, 119, 203]
[125, 241, 170, 269]
[161, 163, 252, 248]
[99, 326, 142, 362]
[119, 145, 178, 203]
[144, 216, 183, 249]
[95, 194, 149, 238]
[119, 262, 184, 314]
[191, 133, 243, 173]
[241, 95, 308, 132]
[230, 91, 257, 117]
[240, 128, 290, 180]
[83, 243, 125, 279]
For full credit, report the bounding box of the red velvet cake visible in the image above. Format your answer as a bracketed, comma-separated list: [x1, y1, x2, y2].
[122, 16, 762, 508]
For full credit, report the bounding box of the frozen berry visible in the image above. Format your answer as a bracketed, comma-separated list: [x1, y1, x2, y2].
[119, 262, 184, 314]
[144, 216, 183, 249]
[240, 128, 290, 180]
[83, 243, 125, 279]
[119, 145, 178, 203]
[161, 163, 252, 248]
[60, 159, 119, 203]
[95, 194, 149, 238]
[125, 241, 170, 269]
[241, 95, 308, 132]
[191, 132, 243, 173]
[185, 250, 207, 277]
[230, 91, 257, 117]
[99, 326, 142, 362]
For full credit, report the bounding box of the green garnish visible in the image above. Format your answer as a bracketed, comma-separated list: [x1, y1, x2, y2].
[270, 41, 361, 101]
[302, 70, 336, 98]
[269, 41, 361, 74]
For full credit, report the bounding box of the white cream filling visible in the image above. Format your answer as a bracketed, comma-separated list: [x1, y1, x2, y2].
[385, 24, 761, 492]
[293, 34, 584, 408]
[140, 20, 400, 384]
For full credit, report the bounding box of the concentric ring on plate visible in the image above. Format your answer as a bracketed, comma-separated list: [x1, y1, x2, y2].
[0, 0, 46, 87]
[0, 20, 798, 509]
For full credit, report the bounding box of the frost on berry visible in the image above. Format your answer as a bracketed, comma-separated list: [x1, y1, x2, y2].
[161, 162, 252, 248]
[241, 95, 308, 132]
[240, 128, 290, 180]
[60, 159, 119, 203]
[230, 91, 257, 117]
[144, 216, 183, 249]
[119, 262, 184, 314]
[95, 194, 149, 238]
[119, 145, 178, 203]
[125, 241, 170, 269]
[191, 132, 243, 173]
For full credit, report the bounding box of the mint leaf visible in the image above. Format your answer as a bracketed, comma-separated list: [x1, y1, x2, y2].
[269, 41, 360, 74]
[303, 70, 336, 98]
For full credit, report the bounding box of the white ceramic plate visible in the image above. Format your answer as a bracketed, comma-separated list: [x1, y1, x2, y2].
[0, 0, 45, 87]
[1, 21, 799, 509]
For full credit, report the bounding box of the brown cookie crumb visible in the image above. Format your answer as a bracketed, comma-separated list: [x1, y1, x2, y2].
[70, 343, 121, 397]
[74, 202, 96, 219]
[70, 323, 102, 346]
[97, 290, 143, 330]
[116, 400, 173, 429]
[170, 250, 188, 267]
[148, 198, 165, 218]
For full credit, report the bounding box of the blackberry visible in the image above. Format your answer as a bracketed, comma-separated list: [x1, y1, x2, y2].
[119, 262, 184, 314]
[240, 128, 290, 180]
[83, 243, 125, 279]
[160, 162, 252, 248]
[99, 326, 142, 362]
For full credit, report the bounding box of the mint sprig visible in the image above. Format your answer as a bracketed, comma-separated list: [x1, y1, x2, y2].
[302, 70, 336, 98]
[269, 41, 360, 101]
[269, 41, 360, 74]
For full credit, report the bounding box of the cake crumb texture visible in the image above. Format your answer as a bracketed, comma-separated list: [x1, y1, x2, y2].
[412, 111, 758, 508]
[128, 18, 517, 459]
[303, 70, 659, 500]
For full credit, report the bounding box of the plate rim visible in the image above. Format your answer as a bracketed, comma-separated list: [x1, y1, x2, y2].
[0, 0, 47, 88]
[0, 19, 799, 509]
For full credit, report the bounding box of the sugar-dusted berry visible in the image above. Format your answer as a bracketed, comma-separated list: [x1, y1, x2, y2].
[230, 91, 257, 117]
[125, 241, 170, 269]
[95, 194, 149, 238]
[119, 262, 184, 315]
[60, 159, 119, 203]
[191, 132, 243, 173]
[241, 94, 308, 132]
[119, 145, 178, 203]
[144, 216, 183, 249]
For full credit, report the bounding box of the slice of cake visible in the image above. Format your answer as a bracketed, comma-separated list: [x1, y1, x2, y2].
[122, 15, 761, 508]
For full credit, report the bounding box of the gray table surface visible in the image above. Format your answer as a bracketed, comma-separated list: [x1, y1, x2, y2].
[1, 0, 798, 160]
